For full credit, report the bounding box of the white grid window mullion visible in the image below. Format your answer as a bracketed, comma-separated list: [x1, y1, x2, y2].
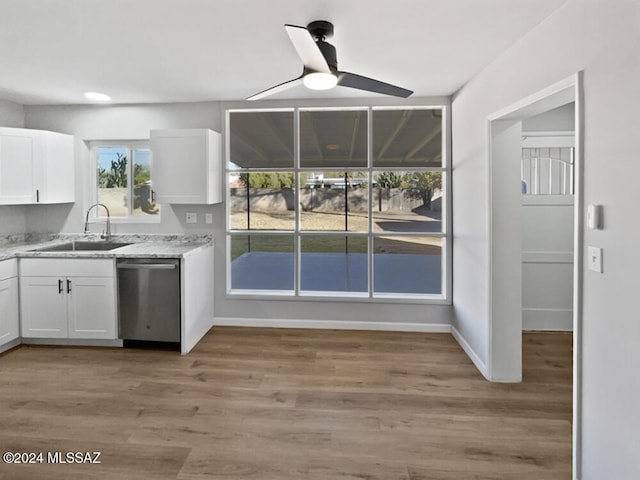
[294, 107, 301, 296]
[367, 107, 374, 298]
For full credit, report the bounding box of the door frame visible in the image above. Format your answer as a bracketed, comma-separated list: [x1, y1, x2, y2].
[486, 72, 583, 479]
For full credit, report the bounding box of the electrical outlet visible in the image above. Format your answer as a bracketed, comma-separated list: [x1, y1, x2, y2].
[186, 212, 197, 224]
[205, 213, 213, 224]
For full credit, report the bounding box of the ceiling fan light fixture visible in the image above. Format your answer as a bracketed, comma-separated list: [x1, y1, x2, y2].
[303, 72, 337, 91]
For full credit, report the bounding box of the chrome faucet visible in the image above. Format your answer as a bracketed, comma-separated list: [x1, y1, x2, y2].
[84, 203, 112, 241]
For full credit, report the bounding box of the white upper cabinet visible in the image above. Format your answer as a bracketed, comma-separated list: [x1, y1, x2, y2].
[150, 129, 222, 204]
[0, 127, 75, 205]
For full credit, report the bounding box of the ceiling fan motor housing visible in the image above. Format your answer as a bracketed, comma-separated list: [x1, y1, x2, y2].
[305, 20, 338, 72]
[307, 20, 334, 39]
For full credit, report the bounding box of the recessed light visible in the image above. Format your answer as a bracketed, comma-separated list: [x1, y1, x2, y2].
[84, 91, 111, 102]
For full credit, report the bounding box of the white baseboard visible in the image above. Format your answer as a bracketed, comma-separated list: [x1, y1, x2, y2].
[213, 317, 451, 333]
[0, 337, 21, 354]
[451, 325, 490, 380]
[21, 338, 123, 347]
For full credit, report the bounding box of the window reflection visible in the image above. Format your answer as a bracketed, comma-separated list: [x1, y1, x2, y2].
[372, 171, 443, 233]
[373, 109, 443, 168]
[299, 171, 368, 232]
[300, 110, 367, 168]
[373, 236, 442, 295]
[230, 235, 294, 291]
[229, 172, 295, 230]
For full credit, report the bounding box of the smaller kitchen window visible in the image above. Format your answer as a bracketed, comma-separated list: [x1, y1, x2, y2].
[88, 141, 160, 221]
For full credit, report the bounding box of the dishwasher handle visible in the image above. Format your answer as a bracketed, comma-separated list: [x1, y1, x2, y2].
[117, 263, 177, 270]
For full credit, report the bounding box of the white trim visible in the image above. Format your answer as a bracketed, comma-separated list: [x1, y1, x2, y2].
[451, 326, 489, 379]
[521, 130, 574, 137]
[572, 71, 585, 480]
[21, 338, 123, 347]
[0, 337, 21, 354]
[214, 316, 451, 333]
[486, 71, 583, 480]
[487, 75, 576, 121]
[522, 135, 575, 148]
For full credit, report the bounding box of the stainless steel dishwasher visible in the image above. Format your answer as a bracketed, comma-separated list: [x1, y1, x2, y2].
[117, 258, 180, 344]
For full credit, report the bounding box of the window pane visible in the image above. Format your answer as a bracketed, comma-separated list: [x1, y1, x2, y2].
[372, 171, 443, 233]
[132, 149, 159, 217]
[97, 147, 128, 217]
[373, 236, 442, 295]
[373, 109, 443, 168]
[229, 111, 294, 169]
[300, 171, 368, 232]
[230, 235, 294, 291]
[300, 236, 367, 293]
[229, 172, 295, 230]
[300, 110, 367, 168]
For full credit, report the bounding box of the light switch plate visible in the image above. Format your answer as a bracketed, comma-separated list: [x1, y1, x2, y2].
[205, 213, 213, 224]
[588, 246, 603, 273]
[186, 212, 197, 224]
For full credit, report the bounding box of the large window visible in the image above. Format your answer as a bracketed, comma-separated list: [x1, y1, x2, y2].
[227, 107, 449, 301]
[89, 141, 159, 220]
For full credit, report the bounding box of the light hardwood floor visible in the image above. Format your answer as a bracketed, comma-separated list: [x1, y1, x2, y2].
[0, 328, 572, 479]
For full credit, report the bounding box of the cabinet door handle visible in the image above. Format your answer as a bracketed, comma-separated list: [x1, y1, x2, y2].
[151, 189, 156, 202]
[58, 279, 64, 294]
[66, 279, 72, 294]
[36, 189, 40, 203]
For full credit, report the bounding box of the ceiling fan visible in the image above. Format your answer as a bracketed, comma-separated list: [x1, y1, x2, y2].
[247, 20, 413, 101]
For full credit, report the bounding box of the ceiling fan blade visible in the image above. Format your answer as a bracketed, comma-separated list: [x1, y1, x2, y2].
[246, 76, 304, 101]
[337, 71, 413, 98]
[284, 24, 331, 73]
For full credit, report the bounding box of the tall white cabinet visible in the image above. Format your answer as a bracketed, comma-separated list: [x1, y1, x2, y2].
[150, 129, 222, 204]
[20, 259, 117, 339]
[0, 259, 20, 351]
[0, 127, 75, 205]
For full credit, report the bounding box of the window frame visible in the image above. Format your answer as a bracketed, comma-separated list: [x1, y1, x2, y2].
[225, 105, 451, 304]
[87, 140, 160, 224]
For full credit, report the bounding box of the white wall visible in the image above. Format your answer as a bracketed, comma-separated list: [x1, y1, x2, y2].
[452, 0, 640, 477]
[24, 98, 454, 330]
[0, 99, 24, 128]
[0, 99, 27, 235]
[522, 196, 574, 330]
[24, 102, 223, 235]
[523, 102, 575, 132]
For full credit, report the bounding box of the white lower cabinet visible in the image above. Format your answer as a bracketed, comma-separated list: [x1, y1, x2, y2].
[20, 259, 117, 340]
[0, 259, 20, 347]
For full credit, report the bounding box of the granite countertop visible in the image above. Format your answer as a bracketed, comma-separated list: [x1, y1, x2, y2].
[0, 234, 214, 262]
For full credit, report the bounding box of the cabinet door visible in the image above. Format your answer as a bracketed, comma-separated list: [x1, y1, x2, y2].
[0, 277, 20, 344]
[39, 131, 75, 204]
[151, 129, 221, 204]
[67, 277, 117, 339]
[20, 277, 67, 338]
[0, 130, 36, 204]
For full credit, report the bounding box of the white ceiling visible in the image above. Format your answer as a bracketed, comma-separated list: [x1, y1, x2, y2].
[0, 0, 567, 105]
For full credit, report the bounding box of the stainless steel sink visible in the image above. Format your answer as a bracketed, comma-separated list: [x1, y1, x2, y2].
[32, 241, 132, 252]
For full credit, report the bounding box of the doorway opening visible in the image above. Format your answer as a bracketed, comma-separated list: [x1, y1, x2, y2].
[487, 73, 583, 479]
